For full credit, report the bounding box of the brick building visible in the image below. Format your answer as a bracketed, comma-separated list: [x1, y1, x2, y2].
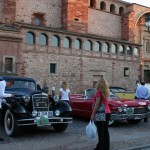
[0, 0, 150, 93]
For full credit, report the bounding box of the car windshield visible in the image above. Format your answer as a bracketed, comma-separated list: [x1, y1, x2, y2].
[6, 80, 36, 90]
[85, 89, 96, 98]
[85, 89, 118, 99]
[110, 91, 118, 98]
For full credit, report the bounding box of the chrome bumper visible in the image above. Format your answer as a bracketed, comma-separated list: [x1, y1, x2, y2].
[16, 117, 73, 126]
[111, 112, 150, 120]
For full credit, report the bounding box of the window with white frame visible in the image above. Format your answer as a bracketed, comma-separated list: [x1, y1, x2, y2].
[49, 63, 57, 74]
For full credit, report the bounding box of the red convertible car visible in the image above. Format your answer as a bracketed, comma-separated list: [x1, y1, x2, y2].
[70, 88, 150, 126]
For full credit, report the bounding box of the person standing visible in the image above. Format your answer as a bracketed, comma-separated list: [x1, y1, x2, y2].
[91, 78, 111, 150]
[59, 82, 70, 104]
[52, 84, 56, 96]
[135, 81, 149, 100]
[135, 81, 149, 122]
[42, 82, 49, 94]
[134, 80, 140, 99]
[0, 78, 14, 141]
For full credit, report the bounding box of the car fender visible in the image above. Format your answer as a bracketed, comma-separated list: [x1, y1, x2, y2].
[2, 102, 26, 115]
[56, 101, 72, 112]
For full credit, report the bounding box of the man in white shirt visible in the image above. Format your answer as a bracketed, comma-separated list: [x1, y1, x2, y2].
[0, 80, 13, 99]
[0, 78, 13, 141]
[52, 85, 56, 96]
[135, 81, 149, 122]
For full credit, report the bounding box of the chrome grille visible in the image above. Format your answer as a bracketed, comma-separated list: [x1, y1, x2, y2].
[134, 107, 147, 114]
[32, 93, 49, 111]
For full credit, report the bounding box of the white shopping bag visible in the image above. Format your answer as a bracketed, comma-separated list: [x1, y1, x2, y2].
[86, 121, 97, 140]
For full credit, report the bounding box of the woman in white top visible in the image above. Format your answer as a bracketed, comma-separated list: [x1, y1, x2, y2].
[59, 82, 70, 104]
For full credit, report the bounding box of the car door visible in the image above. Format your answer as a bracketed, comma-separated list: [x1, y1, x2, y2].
[79, 97, 93, 118]
[70, 94, 85, 116]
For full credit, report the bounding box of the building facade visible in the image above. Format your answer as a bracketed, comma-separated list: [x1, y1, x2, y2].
[0, 0, 150, 93]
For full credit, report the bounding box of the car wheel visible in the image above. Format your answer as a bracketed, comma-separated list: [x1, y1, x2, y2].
[108, 119, 116, 126]
[4, 109, 19, 136]
[53, 123, 68, 132]
[127, 119, 142, 124]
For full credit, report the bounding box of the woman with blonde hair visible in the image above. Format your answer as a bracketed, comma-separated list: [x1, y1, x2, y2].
[91, 78, 111, 150]
[59, 81, 70, 104]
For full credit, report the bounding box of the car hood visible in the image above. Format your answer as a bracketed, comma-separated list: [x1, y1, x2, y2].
[109, 98, 148, 107]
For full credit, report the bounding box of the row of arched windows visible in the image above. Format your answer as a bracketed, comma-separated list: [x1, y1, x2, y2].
[25, 32, 139, 56]
[90, 0, 125, 15]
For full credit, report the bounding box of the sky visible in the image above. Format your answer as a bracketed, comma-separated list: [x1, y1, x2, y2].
[122, 0, 150, 7]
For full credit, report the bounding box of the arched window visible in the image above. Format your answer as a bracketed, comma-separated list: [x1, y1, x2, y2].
[100, 1, 106, 10]
[119, 7, 124, 15]
[39, 33, 48, 46]
[119, 45, 125, 54]
[64, 37, 71, 48]
[127, 46, 132, 55]
[52, 35, 60, 47]
[74, 38, 82, 49]
[26, 32, 35, 44]
[85, 40, 92, 51]
[133, 47, 139, 56]
[111, 44, 117, 54]
[94, 41, 101, 52]
[102, 42, 109, 53]
[110, 4, 116, 13]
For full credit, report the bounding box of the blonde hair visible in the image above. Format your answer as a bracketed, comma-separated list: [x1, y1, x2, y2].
[62, 81, 68, 90]
[96, 78, 110, 99]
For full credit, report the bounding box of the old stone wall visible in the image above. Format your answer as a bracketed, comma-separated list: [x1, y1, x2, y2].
[88, 9, 121, 39]
[96, 0, 129, 14]
[61, 0, 88, 33]
[20, 27, 140, 93]
[0, 1, 2, 22]
[2, 0, 16, 24]
[22, 49, 139, 94]
[15, 0, 62, 28]
[0, 0, 145, 92]
[121, 4, 150, 43]
[0, 40, 20, 73]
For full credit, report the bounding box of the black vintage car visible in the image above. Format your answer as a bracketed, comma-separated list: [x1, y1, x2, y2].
[0, 76, 72, 136]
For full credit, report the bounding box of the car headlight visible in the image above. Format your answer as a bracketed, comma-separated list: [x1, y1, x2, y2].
[32, 110, 38, 117]
[118, 107, 123, 112]
[118, 106, 127, 112]
[55, 110, 60, 116]
[22, 96, 30, 103]
[53, 95, 59, 102]
[123, 107, 127, 112]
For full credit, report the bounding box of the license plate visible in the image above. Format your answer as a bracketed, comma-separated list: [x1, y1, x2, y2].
[37, 116, 49, 127]
[126, 108, 134, 115]
[38, 111, 53, 117]
[48, 111, 53, 117]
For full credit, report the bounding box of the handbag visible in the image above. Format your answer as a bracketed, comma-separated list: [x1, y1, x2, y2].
[94, 97, 106, 121]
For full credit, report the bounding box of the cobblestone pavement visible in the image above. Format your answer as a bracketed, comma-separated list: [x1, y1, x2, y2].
[0, 118, 150, 150]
